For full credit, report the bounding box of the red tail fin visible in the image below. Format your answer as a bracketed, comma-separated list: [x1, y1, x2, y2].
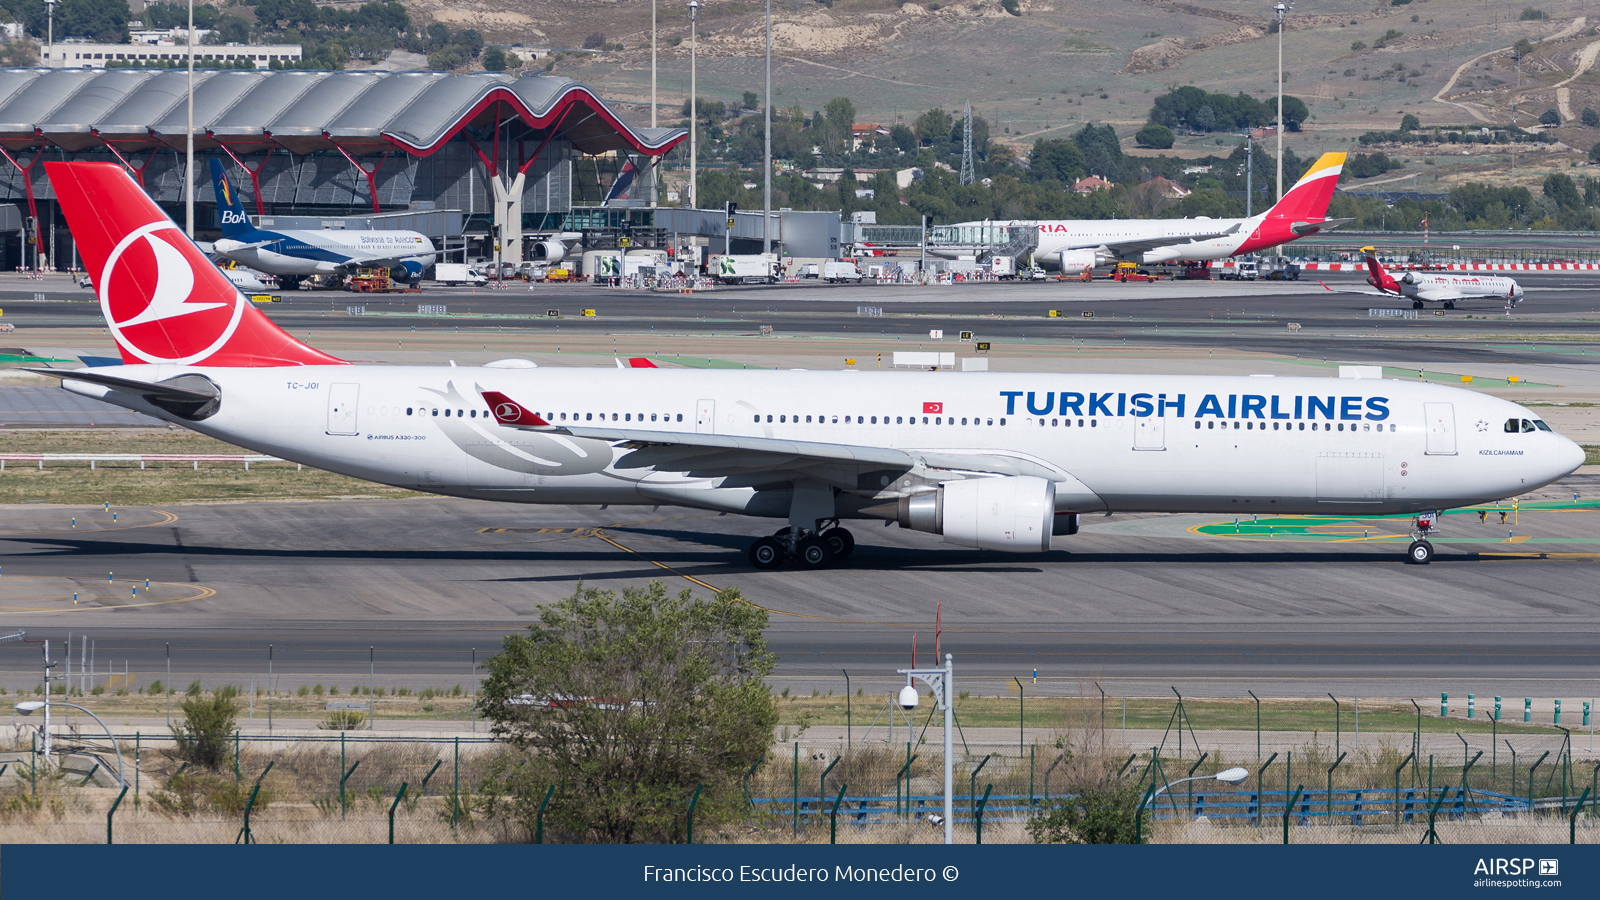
[1361, 246, 1401, 293]
[481, 391, 551, 427]
[46, 161, 346, 367]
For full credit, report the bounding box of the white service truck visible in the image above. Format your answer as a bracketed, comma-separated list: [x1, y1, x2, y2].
[709, 253, 780, 284]
[821, 260, 862, 283]
[433, 263, 488, 286]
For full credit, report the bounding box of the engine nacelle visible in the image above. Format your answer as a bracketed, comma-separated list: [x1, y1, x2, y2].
[1057, 249, 1109, 272]
[888, 476, 1056, 552]
[531, 240, 567, 263]
[1400, 271, 1417, 285]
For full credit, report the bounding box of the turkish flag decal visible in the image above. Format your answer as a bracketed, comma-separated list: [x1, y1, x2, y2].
[923, 402, 943, 414]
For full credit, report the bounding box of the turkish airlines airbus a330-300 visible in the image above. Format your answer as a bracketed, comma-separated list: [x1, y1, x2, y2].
[26, 163, 1584, 568]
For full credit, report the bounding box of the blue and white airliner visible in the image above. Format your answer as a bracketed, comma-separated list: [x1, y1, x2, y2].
[207, 159, 437, 290]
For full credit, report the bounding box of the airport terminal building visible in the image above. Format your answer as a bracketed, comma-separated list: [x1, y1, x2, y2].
[0, 68, 687, 270]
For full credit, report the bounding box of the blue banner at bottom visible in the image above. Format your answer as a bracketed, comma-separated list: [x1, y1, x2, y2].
[4, 843, 1595, 898]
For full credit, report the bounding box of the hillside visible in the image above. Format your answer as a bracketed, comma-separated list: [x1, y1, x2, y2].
[407, 0, 1600, 193]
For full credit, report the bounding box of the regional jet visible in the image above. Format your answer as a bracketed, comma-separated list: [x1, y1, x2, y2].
[1319, 246, 1524, 310]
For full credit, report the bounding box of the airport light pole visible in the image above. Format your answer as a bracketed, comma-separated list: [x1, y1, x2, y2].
[688, 0, 698, 210]
[44, 0, 54, 68]
[16, 700, 125, 788]
[1135, 767, 1248, 841]
[898, 653, 953, 845]
[1275, 1, 1285, 204]
[762, 0, 772, 256]
[185, 0, 195, 237]
[651, 0, 657, 129]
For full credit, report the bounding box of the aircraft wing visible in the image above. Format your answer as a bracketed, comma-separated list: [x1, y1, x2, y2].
[1063, 223, 1240, 256]
[1317, 280, 1391, 296]
[333, 247, 433, 271]
[479, 390, 1065, 488]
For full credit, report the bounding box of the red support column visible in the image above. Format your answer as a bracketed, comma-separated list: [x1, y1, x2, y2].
[99, 141, 157, 188]
[328, 140, 390, 214]
[0, 147, 42, 272]
[215, 143, 275, 216]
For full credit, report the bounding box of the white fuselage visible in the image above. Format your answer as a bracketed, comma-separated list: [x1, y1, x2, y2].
[64, 367, 1581, 520]
[214, 229, 437, 278]
[1398, 272, 1522, 304]
[932, 217, 1264, 268]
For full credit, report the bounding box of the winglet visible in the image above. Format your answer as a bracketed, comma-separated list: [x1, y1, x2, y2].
[1317, 280, 1333, 291]
[480, 391, 551, 428]
[627, 357, 658, 368]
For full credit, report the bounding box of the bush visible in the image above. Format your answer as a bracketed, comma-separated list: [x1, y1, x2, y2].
[1134, 123, 1174, 149]
[583, 32, 605, 49]
[1028, 778, 1149, 844]
[170, 691, 239, 769]
[297, 684, 309, 697]
[1519, 6, 1545, 19]
[1000, 0, 1020, 14]
[1351, 40, 1367, 51]
[1540, 108, 1561, 126]
[1584, 108, 1599, 127]
[319, 710, 368, 730]
[313, 684, 325, 696]
[147, 679, 164, 696]
[1400, 113, 1420, 132]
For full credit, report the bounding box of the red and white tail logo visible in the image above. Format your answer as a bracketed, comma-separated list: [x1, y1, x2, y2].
[46, 161, 346, 367]
[480, 391, 551, 427]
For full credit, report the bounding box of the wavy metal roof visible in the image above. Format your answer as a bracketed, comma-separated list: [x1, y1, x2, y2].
[0, 68, 683, 158]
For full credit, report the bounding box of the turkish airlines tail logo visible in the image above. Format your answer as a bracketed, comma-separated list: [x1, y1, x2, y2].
[46, 161, 347, 368]
[480, 391, 551, 427]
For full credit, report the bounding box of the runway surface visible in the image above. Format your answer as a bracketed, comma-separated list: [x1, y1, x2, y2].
[1, 491, 1598, 701]
[5, 270, 1600, 701]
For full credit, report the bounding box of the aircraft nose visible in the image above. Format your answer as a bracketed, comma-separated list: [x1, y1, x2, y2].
[1559, 437, 1587, 475]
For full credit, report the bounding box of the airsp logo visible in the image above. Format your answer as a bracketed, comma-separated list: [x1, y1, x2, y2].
[495, 402, 521, 422]
[1540, 860, 1559, 876]
[100, 221, 245, 365]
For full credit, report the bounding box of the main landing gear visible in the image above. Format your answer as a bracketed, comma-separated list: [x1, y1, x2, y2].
[747, 522, 856, 570]
[1406, 511, 1440, 565]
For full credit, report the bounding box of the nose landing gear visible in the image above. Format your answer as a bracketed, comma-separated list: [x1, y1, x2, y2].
[1405, 511, 1440, 564]
[747, 522, 856, 570]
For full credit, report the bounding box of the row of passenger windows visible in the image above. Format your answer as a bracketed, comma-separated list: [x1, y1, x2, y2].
[754, 414, 1011, 426]
[1191, 420, 1397, 432]
[403, 407, 685, 424]
[1507, 418, 1552, 433]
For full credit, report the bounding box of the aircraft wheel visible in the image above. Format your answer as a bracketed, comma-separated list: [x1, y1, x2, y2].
[1444, 301, 1455, 310]
[1406, 540, 1434, 565]
[280, 276, 301, 291]
[795, 535, 834, 570]
[824, 527, 856, 559]
[1412, 300, 1424, 309]
[749, 537, 785, 570]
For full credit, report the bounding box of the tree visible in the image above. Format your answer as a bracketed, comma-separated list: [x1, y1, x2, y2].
[1399, 113, 1421, 132]
[477, 581, 777, 844]
[913, 107, 953, 145]
[1134, 123, 1174, 149]
[889, 123, 917, 152]
[583, 31, 605, 49]
[1544, 172, 1582, 210]
[482, 47, 507, 71]
[822, 96, 857, 155]
[1585, 108, 1600, 128]
[0, 38, 37, 66]
[1000, 0, 1020, 14]
[1191, 105, 1216, 132]
[742, 90, 759, 110]
[1539, 108, 1561, 126]
[1280, 96, 1309, 131]
[1513, 38, 1535, 59]
[1029, 138, 1085, 183]
[1591, 141, 1600, 164]
[1028, 778, 1148, 844]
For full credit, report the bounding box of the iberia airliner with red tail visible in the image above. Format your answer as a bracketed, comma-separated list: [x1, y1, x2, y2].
[24, 162, 1581, 568]
[933, 152, 1351, 271]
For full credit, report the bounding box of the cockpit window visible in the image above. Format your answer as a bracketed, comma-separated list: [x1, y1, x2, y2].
[1532, 419, 1552, 432]
[1505, 418, 1520, 433]
[1522, 419, 1538, 433]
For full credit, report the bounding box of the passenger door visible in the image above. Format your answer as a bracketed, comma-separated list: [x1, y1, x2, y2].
[1133, 411, 1165, 451]
[695, 400, 716, 434]
[326, 383, 359, 435]
[1424, 402, 1456, 455]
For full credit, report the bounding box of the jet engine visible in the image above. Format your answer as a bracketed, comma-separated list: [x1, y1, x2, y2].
[1057, 249, 1110, 272]
[1400, 272, 1417, 285]
[531, 240, 567, 264]
[880, 476, 1055, 552]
